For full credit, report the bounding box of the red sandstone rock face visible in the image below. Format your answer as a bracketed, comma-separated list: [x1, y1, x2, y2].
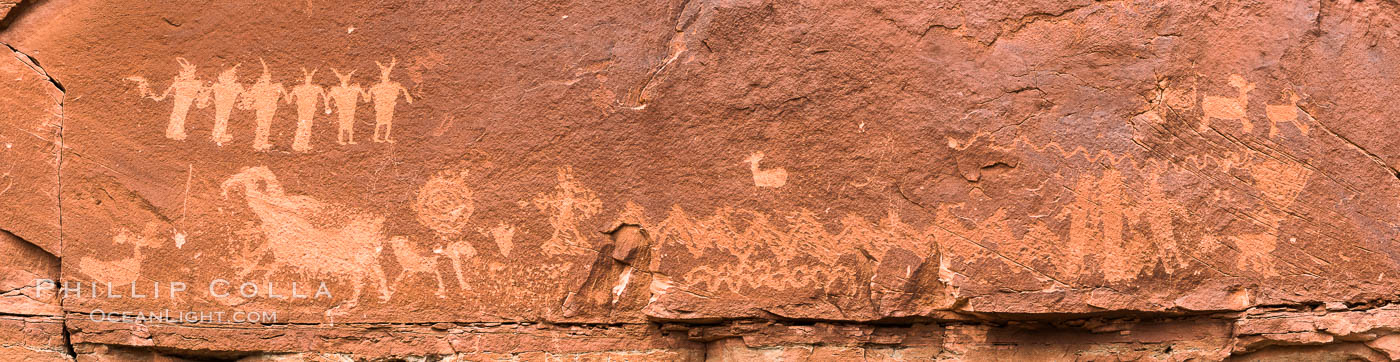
[1, 0, 1400, 360]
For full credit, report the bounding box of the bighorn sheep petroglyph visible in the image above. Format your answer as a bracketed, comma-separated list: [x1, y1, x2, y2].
[1201, 74, 1256, 133]
[220, 166, 391, 315]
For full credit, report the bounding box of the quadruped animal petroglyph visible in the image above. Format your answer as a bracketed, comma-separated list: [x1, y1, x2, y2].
[1200, 74, 1256, 133]
[219, 166, 452, 315]
[220, 166, 391, 314]
[127, 57, 416, 153]
[1196, 74, 1311, 140]
[743, 151, 788, 188]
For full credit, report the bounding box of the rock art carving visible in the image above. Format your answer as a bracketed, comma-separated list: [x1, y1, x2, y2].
[533, 167, 602, 256]
[126, 57, 414, 151]
[1227, 157, 1313, 276]
[413, 170, 474, 237]
[442, 240, 477, 291]
[220, 166, 458, 311]
[640, 205, 941, 316]
[327, 68, 369, 145]
[0, 143, 13, 197]
[290, 68, 327, 152]
[208, 64, 244, 146]
[941, 127, 1316, 283]
[1200, 74, 1256, 133]
[485, 223, 515, 258]
[126, 58, 210, 141]
[411, 168, 485, 291]
[1250, 157, 1312, 209]
[31, 1, 1400, 358]
[1060, 167, 1188, 282]
[241, 58, 289, 151]
[948, 131, 1243, 174]
[1265, 90, 1310, 138]
[220, 166, 392, 313]
[387, 236, 447, 298]
[76, 226, 158, 285]
[369, 58, 413, 143]
[743, 151, 788, 188]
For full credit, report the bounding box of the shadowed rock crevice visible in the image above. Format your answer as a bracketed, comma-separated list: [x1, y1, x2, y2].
[0, 38, 68, 361]
[0, 0, 25, 31]
[4, 42, 64, 93]
[560, 224, 654, 321]
[0, 40, 63, 259]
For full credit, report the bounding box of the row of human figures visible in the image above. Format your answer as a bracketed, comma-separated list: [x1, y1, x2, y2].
[126, 57, 413, 152]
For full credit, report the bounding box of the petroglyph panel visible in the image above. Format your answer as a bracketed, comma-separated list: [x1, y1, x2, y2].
[6, 0, 1400, 358]
[37, 0, 1400, 323]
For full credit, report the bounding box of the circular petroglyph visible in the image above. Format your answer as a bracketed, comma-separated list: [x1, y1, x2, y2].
[414, 171, 474, 236]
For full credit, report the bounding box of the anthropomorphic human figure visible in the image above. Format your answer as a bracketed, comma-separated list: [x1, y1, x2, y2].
[208, 64, 245, 146]
[369, 58, 413, 143]
[326, 68, 370, 145]
[131, 58, 209, 141]
[239, 58, 289, 151]
[289, 68, 327, 152]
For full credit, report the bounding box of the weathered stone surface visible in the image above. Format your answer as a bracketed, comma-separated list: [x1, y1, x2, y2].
[0, 230, 60, 316]
[0, 315, 70, 361]
[0, 41, 61, 256]
[0, 1, 18, 23]
[2, 0, 1400, 359]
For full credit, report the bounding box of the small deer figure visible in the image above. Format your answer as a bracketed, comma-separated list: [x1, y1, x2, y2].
[1200, 74, 1256, 133]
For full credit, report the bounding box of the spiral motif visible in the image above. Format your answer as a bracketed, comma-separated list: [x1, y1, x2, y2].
[414, 171, 474, 236]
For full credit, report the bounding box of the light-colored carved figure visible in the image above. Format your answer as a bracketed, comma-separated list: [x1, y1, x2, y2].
[647, 206, 921, 296]
[1200, 74, 1256, 133]
[369, 58, 413, 143]
[1265, 90, 1310, 138]
[386, 237, 446, 298]
[1224, 155, 1308, 278]
[239, 59, 288, 151]
[0, 144, 14, 197]
[127, 58, 210, 141]
[486, 223, 515, 258]
[533, 167, 602, 255]
[289, 68, 327, 152]
[326, 68, 370, 145]
[77, 227, 156, 285]
[442, 240, 477, 289]
[744, 151, 788, 188]
[413, 170, 474, 237]
[208, 64, 245, 146]
[220, 166, 391, 314]
[1250, 157, 1312, 210]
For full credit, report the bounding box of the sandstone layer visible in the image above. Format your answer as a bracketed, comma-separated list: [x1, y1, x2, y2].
[2, 0, 1400, 360]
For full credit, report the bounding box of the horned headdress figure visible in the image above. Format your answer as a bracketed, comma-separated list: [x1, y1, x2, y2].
[208, 63, 244, 146]
[327, 67, 370, 145]
[289, 67, 327, 152]
[240, 58, 289, 151]
[369, 57, 412, 143]
[127, 57, 210, 141]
